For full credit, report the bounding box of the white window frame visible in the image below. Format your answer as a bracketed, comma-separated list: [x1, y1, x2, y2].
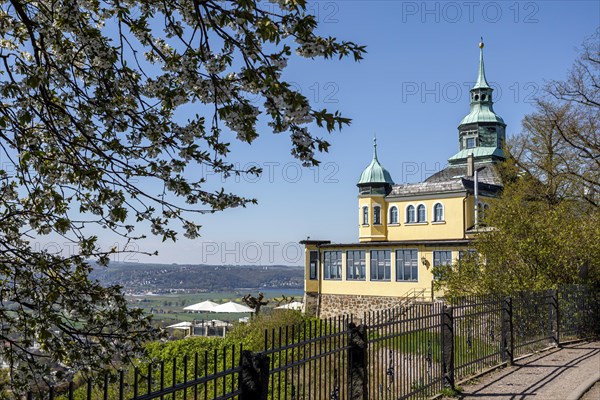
[323, 251, 342, 280]
[389, 205, 399, 225]
[432, 202, 444, 222]
[373, 204, 382, 225]
[416, 203, 426, 223]
[405, 204, 416, 224]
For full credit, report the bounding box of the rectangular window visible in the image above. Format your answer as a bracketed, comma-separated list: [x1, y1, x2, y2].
[370, 250, 391, 281]
[466, 137, 476, 148]
[433, 251, 453, 267]
[396, 249, 418, 281]
[373, 206, 381, 225]
[433, 250, 453, 281]
[458, 249, 477, 260]
[346, 250, 366, 280]
[309, 251, 318, 280]
[323, 251, 342, 280]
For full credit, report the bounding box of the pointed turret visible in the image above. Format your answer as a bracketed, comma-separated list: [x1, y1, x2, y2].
[449, 39, 507, 165]
[357, 137, 394, 195]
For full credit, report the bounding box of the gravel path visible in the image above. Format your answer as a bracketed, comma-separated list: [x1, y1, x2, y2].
[455, 341, 600, 400]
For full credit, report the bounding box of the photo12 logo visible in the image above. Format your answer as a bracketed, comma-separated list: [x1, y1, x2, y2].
[31, 241, 140, 262]
[200, 241, 302, 265]
[401, 2, 540, 24]
[201, 161, 339, 184]
[401, 81, 540, 104]
[246, 81, 340, 105]
[261, 1, 340, 24]
[399, 161, 443, 182]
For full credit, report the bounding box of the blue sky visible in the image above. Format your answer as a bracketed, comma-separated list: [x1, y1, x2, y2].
[58, 1, 599, 266]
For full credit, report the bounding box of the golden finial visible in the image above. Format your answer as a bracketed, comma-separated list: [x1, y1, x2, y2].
[479, 37, 484, 49]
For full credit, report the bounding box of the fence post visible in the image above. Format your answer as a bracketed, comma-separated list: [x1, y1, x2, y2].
[441, 305, 454, 390]
[501, 296, 514, 364]
[551, 289, 560, 347]
[239, 350, 269, 400]
[348, 322, 368, 400]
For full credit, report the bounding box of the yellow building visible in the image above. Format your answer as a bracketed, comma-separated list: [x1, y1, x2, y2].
[301, 42, 506, 318]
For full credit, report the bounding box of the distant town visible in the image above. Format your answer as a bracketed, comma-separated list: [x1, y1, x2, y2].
[90, 261, 303, 294]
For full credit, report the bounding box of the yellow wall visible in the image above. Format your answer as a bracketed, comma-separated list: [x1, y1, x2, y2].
[304, 245, 470, 298]
[304, 190, 495, 300]
[359, 193, 496, 242]
[358, 195, 387, 242]
[385, 196, 466, 241]
[303, 244, 320, 293]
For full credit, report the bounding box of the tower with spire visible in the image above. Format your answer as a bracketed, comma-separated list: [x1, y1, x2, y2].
[357, 137, 394, 195]
[448, 39, 506, 165]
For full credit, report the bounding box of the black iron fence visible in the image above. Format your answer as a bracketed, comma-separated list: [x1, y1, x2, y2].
[22, 286, 599, 400]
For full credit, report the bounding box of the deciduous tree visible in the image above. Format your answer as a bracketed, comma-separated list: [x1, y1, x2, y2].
[0, 0, 364, 391]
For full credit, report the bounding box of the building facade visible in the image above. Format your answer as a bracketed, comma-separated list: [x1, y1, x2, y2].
[301, 42, 506, 318]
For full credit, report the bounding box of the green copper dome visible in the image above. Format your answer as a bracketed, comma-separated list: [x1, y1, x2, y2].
[357, 138, 394, 185]
[459, 104, 505, 125]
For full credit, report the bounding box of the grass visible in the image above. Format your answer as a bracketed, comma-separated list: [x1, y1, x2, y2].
[370, 329, 499, 366]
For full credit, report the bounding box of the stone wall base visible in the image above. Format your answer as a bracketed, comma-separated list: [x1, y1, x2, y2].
[303, 292, 319, 317]
[316, 293, 407, 320]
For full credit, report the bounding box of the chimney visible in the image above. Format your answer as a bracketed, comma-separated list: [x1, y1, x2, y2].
[467, 153, 474, 177]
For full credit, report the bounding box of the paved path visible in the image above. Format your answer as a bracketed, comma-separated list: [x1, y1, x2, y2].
[455, 341, 600, 400]
[581, 381, 600, 400]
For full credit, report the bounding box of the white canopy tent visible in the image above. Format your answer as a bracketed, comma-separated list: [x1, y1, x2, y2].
[211, 301, 254, 313]
[166, 321, 193, 330]
[183, 300, 219, 312]
[275, 301, 304, 311]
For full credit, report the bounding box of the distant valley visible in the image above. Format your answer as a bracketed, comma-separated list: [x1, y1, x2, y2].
[90, 261, 303, 292]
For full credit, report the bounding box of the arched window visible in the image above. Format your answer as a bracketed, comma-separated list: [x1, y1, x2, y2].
[362, 206, 369, 225]
[406, 205, 415, 223]
[373, 206, 381, 225]
[389, 206, 398, 224]
[433, 203, 444, 222]
[417, 204, 426, 222]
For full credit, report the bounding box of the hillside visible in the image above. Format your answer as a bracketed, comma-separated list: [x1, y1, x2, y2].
[89, 262, 304, 291]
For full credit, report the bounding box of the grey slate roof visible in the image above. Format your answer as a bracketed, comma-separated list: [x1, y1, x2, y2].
[426, 162, 502, 186]
[386, 162, 503, 198]
[388, 180, 465, 197]
[448, 147, 506, 163]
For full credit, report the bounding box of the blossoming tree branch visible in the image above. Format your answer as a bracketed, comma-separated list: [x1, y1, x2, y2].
[0, 0, 365, 391]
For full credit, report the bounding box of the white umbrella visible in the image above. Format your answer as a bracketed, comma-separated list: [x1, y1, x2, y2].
[275, 301, 304, 311]
[166, 321, 193, 329]
[211, 301, 255, 313]
[183, 300, 219, 312]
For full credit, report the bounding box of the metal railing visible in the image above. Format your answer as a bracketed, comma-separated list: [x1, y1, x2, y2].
[21, 286, 599, 400]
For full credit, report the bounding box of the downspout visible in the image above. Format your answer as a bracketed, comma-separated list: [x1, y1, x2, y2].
[474, 169, 479, 229]
[316, 246, 322, 317]
[463, 195, 468, 239]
